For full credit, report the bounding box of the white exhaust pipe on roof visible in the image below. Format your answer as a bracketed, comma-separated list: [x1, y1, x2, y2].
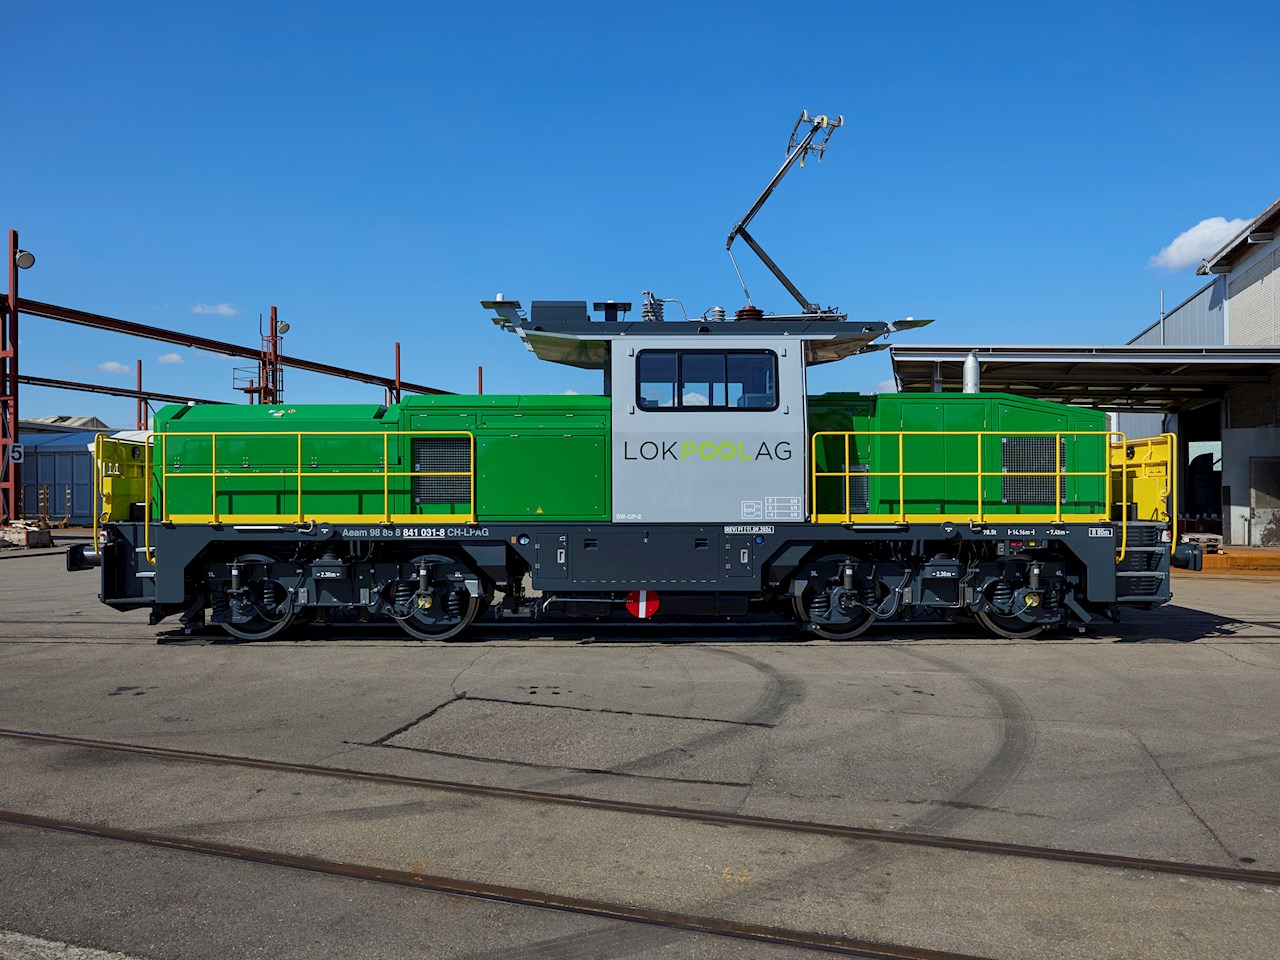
[962, 351, 981, 394]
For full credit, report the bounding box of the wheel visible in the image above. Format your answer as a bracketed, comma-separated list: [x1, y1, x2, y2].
[219, 554, 295, 640]
[791, 553, 879, 640]
[390, 554, 487, 642]
[793, 593, 876, 639]
[396, 592, 484, 641]
[974, 610, 1045, 640]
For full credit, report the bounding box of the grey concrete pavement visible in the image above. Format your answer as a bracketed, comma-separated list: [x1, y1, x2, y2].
[0, 824, 801, 960]
[1, 551, 1278, 958]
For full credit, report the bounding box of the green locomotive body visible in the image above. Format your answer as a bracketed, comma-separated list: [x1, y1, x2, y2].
[150, 390, 1105, 528]
[74, 299, 1198, 642]
[151, 394, 611, 525]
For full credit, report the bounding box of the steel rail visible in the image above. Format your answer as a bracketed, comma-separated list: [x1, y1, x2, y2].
[16, 298, 448, 396]
[0, 809, 985, 960]
[18, 374, 220, 406]
[2, 727, 1275, 887]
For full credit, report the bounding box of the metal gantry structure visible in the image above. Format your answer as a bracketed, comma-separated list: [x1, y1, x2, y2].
[0, 228, 446, 526]
[1, 231, 28, 525]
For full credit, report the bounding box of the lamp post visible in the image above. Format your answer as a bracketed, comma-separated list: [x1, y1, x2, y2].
[2, 230, 35, 524]
[262, 306, 288, 405]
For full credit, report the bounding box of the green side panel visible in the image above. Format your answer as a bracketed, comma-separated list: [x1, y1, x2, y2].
[151, 402, 398, 519]
[151, 396, 612, 523]
[988, 397, 1107, 516]
[808, 393, 875, 516]
[883, 397, 991, 516]
[806, 392, 1108, 518]
[477, 434, 608, 519]
[400, 394, 610, 522]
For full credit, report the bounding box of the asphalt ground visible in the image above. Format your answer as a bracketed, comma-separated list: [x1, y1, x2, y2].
[0, 547, 1277, 959]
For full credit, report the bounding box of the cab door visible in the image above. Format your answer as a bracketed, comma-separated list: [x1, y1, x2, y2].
[609, 338, 806, 524]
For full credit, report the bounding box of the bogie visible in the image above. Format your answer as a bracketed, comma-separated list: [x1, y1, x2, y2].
[386, 554, 489, 641]
[213, 553, 296, 640]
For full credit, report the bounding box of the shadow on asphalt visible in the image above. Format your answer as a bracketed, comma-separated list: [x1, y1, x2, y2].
[154, 604, 1273, 646]
[1109, 603, 1278, 643]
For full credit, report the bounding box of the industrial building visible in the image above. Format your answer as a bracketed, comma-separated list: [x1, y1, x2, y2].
[1191, 199, 1280, 546]
[892, 197, 1280, 547]
[1131, 198, 1280, 546]
[16, 417, 115, 526]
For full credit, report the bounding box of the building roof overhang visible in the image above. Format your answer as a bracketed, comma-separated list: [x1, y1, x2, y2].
[890, 345, 1280, 412]
[1197, 197, 1280, 275]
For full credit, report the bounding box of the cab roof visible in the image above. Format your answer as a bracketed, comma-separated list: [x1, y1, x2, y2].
[482, 299, 932, 370]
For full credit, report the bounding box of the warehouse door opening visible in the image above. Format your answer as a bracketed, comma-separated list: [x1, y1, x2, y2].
[1249, 457, 1280, 547]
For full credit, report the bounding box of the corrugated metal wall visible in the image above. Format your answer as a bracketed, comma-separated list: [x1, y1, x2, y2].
[1116, 412, 1167, 440]
[18, 432, 96, 525]
[1128, 278, 1226, 346]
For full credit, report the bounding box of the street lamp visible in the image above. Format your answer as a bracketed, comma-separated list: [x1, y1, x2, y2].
[3, 232, 34, 525]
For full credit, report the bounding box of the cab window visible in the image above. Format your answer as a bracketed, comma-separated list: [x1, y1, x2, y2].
[637, 350, 777, 411]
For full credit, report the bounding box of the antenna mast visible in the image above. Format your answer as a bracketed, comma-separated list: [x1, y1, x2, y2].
[726, 110, 844, 315]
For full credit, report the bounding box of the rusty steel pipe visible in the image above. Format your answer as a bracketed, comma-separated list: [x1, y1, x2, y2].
[16, 297, 448, 396]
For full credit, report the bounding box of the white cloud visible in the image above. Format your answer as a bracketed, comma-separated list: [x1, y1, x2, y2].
[156, 352, 184, 364]
[192, 303, 237, 316]
[561, 389, 578, 395]
[876, 378, 898, 393]
[98, 361, 130, 375]
[1150, 217, 1248, 271]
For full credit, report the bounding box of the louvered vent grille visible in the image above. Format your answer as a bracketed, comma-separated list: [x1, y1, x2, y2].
[1001, 437, 1066, 505]
[847, 465, 870, 514]
[411, 437, 472, 504]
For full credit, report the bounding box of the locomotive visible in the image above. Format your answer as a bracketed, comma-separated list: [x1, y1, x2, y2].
[69, 294, 1198, 642]
[67, 111, 1200, 640]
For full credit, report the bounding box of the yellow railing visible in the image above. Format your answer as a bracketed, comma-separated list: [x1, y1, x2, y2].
[811, 429, 1179, 562]
[93, 432, 152, 555]
[810, 430, 1117, 524]
[91, 433, 106, 553]
[147, 430, 476, 529]
[1111, 432, 1177, 559]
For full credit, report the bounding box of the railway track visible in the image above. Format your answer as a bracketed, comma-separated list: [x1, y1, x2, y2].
[0, 808, 982, 960]
[2, 726, 1275, 887]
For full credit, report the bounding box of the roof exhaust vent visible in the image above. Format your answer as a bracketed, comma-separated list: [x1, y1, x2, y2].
[962, 351, 981, 394]
[592, 301, 631, 323]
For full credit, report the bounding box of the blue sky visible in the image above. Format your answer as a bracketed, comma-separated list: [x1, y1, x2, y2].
[7, 0, 1277, 426]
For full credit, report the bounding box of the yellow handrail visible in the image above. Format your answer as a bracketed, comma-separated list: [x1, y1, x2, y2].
[92, 433, 103, 551]
[810, 430, 1116, 525]
[145, 430, 477, 525]
[1170, 433, 1177, 551]
[1109, 432, 1178, 561]
[811, 428, 1179, 566]
[145, 434, 154, 565]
